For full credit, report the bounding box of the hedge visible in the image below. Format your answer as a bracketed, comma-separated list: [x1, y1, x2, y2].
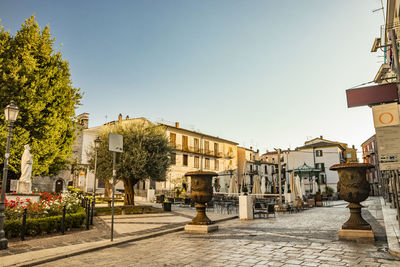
[4, 207, 86, 238]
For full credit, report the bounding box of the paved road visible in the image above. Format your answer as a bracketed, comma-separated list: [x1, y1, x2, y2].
[40, 197, 400, 267]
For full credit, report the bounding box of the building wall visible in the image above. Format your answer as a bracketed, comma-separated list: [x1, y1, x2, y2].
[266, 147, 342, 193]
[163, 124, 238, 193]
[362, 135, 382, 196]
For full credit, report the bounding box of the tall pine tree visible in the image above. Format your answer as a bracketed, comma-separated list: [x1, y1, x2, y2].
[0, 15, 82, 177]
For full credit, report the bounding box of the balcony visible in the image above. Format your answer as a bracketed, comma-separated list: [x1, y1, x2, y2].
[225, 151, 234, 158]
[171, 144, 222, 157]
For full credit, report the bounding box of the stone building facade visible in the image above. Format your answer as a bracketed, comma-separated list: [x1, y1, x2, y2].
[160, 122, 238, 193]
[361, 134, 382, 196]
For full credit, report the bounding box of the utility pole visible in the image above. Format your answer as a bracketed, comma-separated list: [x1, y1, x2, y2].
[275, 148, 282, 206]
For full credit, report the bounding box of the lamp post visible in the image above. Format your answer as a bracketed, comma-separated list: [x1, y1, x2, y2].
[0, 101, 19, 250]
[92, 137, 101, 218]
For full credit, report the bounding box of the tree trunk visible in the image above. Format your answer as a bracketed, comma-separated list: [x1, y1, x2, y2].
[104, 179, 112, 200]
[124, 179, 136, 206]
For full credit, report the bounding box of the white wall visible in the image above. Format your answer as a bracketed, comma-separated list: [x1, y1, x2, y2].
[283, 148, 341, 192]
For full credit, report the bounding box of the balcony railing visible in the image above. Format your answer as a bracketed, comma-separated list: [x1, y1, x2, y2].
[170, 144, 223, 158]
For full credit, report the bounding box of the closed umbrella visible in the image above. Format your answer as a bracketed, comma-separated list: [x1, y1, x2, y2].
[295, 175, 303, 199]
[252, 175, 262, 195]
[301, 178, 306, 197]
[228, 176, 237, 196]
[312, 179, 318, 195]
[290, 171, 296, 202]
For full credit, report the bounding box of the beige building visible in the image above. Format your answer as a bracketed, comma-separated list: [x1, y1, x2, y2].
[73, 115, 240, 195]
[237, 147, 274, 193]
[72, 113, 153, 194]
[159, 122, 238, 193]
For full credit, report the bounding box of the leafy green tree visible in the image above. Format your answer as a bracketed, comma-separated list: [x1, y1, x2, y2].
[0, 15, 82, 177]
[87, 123, 172, 205]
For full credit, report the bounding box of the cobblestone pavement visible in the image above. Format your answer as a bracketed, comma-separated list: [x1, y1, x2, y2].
[39, 197, 400, 267]
[0, 204, 234, 258]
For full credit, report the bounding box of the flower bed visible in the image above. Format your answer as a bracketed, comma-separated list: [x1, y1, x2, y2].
[3, 187, 86, 238]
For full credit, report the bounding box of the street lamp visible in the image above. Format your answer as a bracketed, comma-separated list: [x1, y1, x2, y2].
[0, 101, 19, 250]
[91, 136, 101, 222]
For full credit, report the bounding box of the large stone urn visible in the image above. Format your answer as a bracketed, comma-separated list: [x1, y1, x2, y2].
[330, 163, 374, 241]
[184, 171, 218, 233]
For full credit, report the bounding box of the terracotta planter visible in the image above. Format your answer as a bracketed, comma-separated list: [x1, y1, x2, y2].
[185, 171, 217, 225]
[330, 163, 373, 230]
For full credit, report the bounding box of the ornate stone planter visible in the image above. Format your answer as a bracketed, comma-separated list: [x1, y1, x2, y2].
[330, 163, 373, 230]
[184, 171, 218, 233]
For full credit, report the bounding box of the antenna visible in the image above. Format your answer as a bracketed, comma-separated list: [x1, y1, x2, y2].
[372, 0, 385, 24]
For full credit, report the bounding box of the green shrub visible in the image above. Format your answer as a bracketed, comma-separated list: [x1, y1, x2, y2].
[4, 207, 86, 238]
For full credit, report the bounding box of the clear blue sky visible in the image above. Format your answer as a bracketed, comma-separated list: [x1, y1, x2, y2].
[0, 0, 385, 155]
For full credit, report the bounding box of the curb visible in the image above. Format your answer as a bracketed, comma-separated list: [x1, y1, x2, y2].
[380, 197, 400, 260]
[6, 215, 238, 267]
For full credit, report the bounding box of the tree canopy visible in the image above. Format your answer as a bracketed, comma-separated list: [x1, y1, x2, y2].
[0, 15, 82, 177]
[87, 123, 172, 205]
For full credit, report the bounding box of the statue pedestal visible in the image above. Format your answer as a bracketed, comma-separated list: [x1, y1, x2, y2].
[17, 180, 32, 194]
[6, 193, 40, 203]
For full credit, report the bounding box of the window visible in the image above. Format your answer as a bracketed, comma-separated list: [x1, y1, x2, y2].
[316, 150, 323, 157]
[205, 158, 210, 169]
[204, 141, 210, 154]
[194, 138, 200, 152]
[315, 163, 325, 171]
[97, 179, 105, 189]
[265, 165, 267, 173]
[214, 143, 219, 156]
[183, 154, 188, 166]
[346, 152, 352, 158]
[170, 133, 176, 147]
[215, 159, 219, 171]
[182, 135, 188, 150]
[171, 153, 176, 165]
[250, 165, 253, 172]
[194, 156, 199, 168]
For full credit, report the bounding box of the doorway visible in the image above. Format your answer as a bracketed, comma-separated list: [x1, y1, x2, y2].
[55, 179, 64, 193]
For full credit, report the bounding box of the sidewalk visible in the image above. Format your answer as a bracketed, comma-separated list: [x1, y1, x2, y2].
[380, 197, 400, 258]
[0, 203, 237, 267]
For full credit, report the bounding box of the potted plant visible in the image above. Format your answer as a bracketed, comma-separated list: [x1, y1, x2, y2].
[163, 201, 172, 212]
[242, 185, 248, 196]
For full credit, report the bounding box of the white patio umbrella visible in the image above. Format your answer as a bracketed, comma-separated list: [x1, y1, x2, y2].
[290, 171, 296, 202]
[261, 176, 266, 194]
[266, 179, 272, 193]
[300, 178, 306, 197]
[284, 180, 288, 195]
[228, 176, 238, 196]
[312, 179, 318, 194]
[295, 175, 303, 199]
[252, 175, 262, 195]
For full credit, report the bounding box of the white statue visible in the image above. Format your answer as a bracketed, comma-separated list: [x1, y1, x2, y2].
[17, 144, 33, 194]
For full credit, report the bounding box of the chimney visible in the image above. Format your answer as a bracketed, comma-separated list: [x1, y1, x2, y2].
[175, 122, 179, 128]
[352, 145, 355, 149]
[118, 113, 122, 122]
[320, 135, 323, 139]
[250, 146, 253, 150]
[126, 115, 130, 120]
